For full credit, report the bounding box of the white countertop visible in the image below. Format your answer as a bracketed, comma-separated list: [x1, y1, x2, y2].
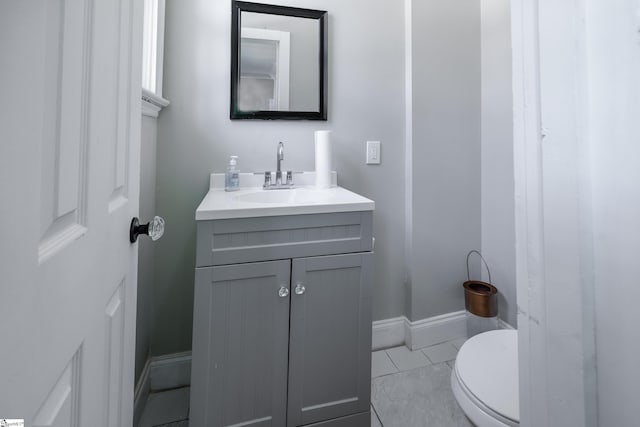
[195, 172, 375, 220]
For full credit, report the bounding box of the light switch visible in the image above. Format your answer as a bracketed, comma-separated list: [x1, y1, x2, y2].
[366, 141, 381, 164]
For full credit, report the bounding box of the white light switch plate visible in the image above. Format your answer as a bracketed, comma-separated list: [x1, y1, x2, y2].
[366, 141, 381, 164]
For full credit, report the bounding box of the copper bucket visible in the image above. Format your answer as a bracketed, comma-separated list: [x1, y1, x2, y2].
[463, 250, 498, 318]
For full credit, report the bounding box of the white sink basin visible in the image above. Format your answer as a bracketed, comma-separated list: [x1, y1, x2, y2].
[195, 172, 374, 220]
[234, 188, 331, 204]
[196, 181, 374, 220]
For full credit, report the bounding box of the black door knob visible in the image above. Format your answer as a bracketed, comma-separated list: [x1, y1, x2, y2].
[130, 216, 165, 243]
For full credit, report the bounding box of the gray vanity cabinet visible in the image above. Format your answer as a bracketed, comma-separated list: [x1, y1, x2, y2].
[191, 260, 291, 427]
[191, 211, 373, 427]
[288, 254, 372, 426]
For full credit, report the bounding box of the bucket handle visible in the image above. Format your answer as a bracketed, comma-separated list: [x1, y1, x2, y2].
[466, 250, 492, 284]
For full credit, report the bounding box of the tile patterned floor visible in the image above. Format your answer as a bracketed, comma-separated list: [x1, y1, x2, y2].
[371, 339, 471, 427]
[421, 342, 459, 364]
[138, 339, 469, 427]
[385, 346, 431, 371]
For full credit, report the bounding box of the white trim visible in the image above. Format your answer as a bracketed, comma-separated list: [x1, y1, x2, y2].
[134, 351, 192, 423]
[141, 100, 161, 118]
[372, 311, 470, 351]
[148, 351, 192, 391]
[404, 311, 468, 351]
[133, 351, 193, 421]
[372, 317, 406, 350]
[133, 358, 152, 427]
[141, 88, 169, 117]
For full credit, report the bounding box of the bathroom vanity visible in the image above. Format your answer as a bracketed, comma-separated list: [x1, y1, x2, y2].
[190, 173, 374, 427]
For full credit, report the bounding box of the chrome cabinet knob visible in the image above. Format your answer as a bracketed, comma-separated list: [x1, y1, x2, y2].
[294, 283, 306, 295]
[278, 286, 289, 298]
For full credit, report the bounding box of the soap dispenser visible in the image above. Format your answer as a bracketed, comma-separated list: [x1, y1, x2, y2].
[225, 155, 240, 191]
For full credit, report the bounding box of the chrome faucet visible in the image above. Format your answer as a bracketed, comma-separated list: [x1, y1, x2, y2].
[276, 141, 284, 185]
[263, 141, 294, 189]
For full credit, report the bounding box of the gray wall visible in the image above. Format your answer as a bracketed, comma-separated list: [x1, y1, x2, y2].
[152, 0, 407, 356]
[408, 0, 482, 321]
[143, 0, 510, 359]
[480, 0, 516, 327]
[135, 115, 158, 381]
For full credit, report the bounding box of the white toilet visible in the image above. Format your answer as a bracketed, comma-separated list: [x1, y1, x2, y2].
[451, 329, 519, 427]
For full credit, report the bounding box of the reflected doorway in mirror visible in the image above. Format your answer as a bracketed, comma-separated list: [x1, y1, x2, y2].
[239, 27, 290, 111]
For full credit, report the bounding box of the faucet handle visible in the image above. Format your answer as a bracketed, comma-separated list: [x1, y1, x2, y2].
[263, 171, 272, 189]
[286, 171, 293, 186]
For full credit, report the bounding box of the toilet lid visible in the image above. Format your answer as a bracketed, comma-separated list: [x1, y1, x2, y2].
[455, 330, 519, 422]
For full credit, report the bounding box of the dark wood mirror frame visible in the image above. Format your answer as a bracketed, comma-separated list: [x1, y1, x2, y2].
[230, 1, 328, 120]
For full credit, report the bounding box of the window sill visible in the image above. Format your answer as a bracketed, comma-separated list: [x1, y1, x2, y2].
[141, 88, 170, 117]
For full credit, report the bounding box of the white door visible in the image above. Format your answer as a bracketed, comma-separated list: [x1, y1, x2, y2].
[0, 1, 143, 426]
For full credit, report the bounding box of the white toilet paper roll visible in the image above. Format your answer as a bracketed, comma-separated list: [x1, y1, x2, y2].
[314, 130, 332, 188]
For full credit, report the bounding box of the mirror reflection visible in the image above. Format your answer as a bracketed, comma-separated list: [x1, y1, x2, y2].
[239, 12, 319, 112]
[231, 2, 327, 120]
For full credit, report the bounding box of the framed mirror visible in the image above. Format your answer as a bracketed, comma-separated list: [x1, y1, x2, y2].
[231, 1, 328, 120]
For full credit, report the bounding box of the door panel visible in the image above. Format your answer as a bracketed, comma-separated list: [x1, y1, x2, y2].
[32, 350, 82, 427]
[288, 253, 373, 427]
[38, 0, 91, 263]
[0, 0, 142, 425]
[104, 282, 126, 427]
[191, 261, 291, 427]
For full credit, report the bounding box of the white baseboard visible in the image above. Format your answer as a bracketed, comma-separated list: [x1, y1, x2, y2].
[372, 317, 406, 350]
[149, 351, 192, 391]
[405, 310, 468, 350]
[372, 311, 470, 351]
[133, 351, 192, 426]
[133, 358, 152, 427]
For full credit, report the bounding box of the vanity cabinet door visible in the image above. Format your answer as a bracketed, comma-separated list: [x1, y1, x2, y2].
[190, 260, 291, 427]
[287, 253, 373, 427]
